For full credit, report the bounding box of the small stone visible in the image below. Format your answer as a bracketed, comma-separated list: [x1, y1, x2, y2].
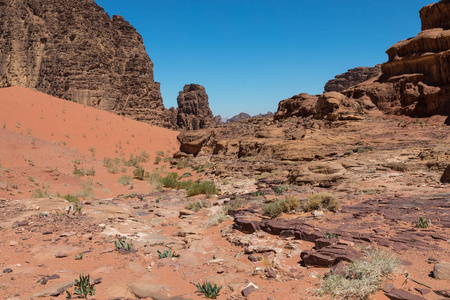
[12, 220, 29, 228]
[309, 271, 319, 278]
[9, 241, 17, 246]
[3, 268, 13, 273]
[312, 210, 324, 217]
[385, 289, 426, 300]
[434, 290, 450, 298]
[248, 254, 262, 262]
[55, 252, 68, 258]
[265, 267, 277, 278]
[241, 283, 258, 297]
[414, 288, 430, 295]
[98, 224, 106, 229]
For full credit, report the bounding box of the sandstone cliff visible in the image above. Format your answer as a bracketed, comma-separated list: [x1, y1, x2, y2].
[344, 0, 450, 117]
[324, 65, 382, 92]
[0, 0, 176, 127]
[176, 84, 216, 130]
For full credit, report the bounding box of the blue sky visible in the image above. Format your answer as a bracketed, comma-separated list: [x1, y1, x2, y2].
[96, 0, 435, 118]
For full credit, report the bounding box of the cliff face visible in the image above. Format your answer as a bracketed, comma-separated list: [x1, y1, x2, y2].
[176, 84, 216, 130]
[0, 0, 173, 126]
[344, 0, 450, 117]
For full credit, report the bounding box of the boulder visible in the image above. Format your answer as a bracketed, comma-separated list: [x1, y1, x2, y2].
[300, 244, 361, 267]
[433, 260, 450, 280]
[177, 129, 214, 156]
[274, 93, 318, 120]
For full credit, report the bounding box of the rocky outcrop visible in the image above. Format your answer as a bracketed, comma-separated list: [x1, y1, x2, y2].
[345, 0, 450, 117]
[0, 0, 175, 126]
[176, 84, 216, 130]
[274, 93, 318, 120]
[324, 65, 382, 92]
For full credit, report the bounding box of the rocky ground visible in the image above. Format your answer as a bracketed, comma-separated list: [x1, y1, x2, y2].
[1, 104, 449, 299]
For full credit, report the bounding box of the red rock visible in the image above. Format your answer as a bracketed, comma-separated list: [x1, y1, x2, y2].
[176, 84, 216, 130]
[385, 289, 426, 300]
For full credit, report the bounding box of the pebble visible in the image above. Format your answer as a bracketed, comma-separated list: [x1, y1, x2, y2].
[9, 241, 17, 246]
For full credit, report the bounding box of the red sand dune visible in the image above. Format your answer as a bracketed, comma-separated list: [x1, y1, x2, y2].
[0, 86, 180, 199]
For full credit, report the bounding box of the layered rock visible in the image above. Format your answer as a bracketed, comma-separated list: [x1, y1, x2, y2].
[176, 84, 216, 130]
[345, 0, 450, 117]
[0, 0, 176, 127]
[324, 65, 382, 92]
[274, 93, 318, 120]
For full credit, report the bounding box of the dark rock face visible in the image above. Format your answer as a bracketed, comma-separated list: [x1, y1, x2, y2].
[0, 0, 174, 126]
[324, 65, 382, 92]
[176, 84, 216, 130]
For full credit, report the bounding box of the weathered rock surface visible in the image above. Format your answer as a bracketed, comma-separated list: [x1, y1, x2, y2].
[176, 84, 216, 130]
[0, 0, 177, 127]
[324, 65, 382, 92]
[288, 162, 347, 187]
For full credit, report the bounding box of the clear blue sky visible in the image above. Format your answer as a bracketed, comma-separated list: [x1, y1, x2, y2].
[96, 0, 435, 118]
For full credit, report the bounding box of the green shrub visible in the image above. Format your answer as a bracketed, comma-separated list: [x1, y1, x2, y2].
[185, 200, 208, 212]
[118, 175, 133, 186]
[416, 217, 430, 228]
[317, 249, 398, 299]
[75, 181, 94, 199]
[161, 172, 193, 189]
[133, 167, 148, 180]
[64, 194, 82, 214]
[302, 192, 339, 212]
[114, 239, 133, 251]
[262, 196, 300, 218]
[32, 188, 50, 198]
[262, 200, 284, 218]
[205, 211, 228, 227]
[66, 274, 95, 299]
[186, 181, 217, 197]
[176, 158, 190, 169]
[157, 248, 180, 259]
[195, 281, 222, 299]
[274, 185, 289, 195]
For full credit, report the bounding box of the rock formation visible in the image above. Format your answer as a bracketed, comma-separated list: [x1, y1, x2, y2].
[228, 112, 252, 123]
[324, 65, 382, 92]
[176, 84, 216, 130]
[344, 0, 450, 117]
[0, 0, 176, 126]
[274, 93, 319, 120]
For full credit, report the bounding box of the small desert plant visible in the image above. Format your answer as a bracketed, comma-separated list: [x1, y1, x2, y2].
[33, 188, 50, 198]
[118, 175, 133, 186]
[252, 191, 266, 196]
[186, 181, 218, 197]
[185, 200, 208, 212]
[262, 196, 300, 218]
[133, 166, 148, 180]
[317, 249, 398, 299]
[302, 192, 340, 212]
[76, 181, 94, 199]
[157, 248, 180, 259]
[195, 281, 222, 299]
[205, 211, 227, 227]
[114, 238, 133, 251]
[176, 158, 190, 169]
[324, 232, 338, 239]
[63, 194, 82, 214]
[75, 252, 84, 260]
[274, 185, 289, 195]
[153, 155, 162, 165]
[416, 217, 430, 228]
[66, 274, 95, 299]
[263, 200, 284, 218]
[85, 167, 95, 176]
[161, 172, 193, 189]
